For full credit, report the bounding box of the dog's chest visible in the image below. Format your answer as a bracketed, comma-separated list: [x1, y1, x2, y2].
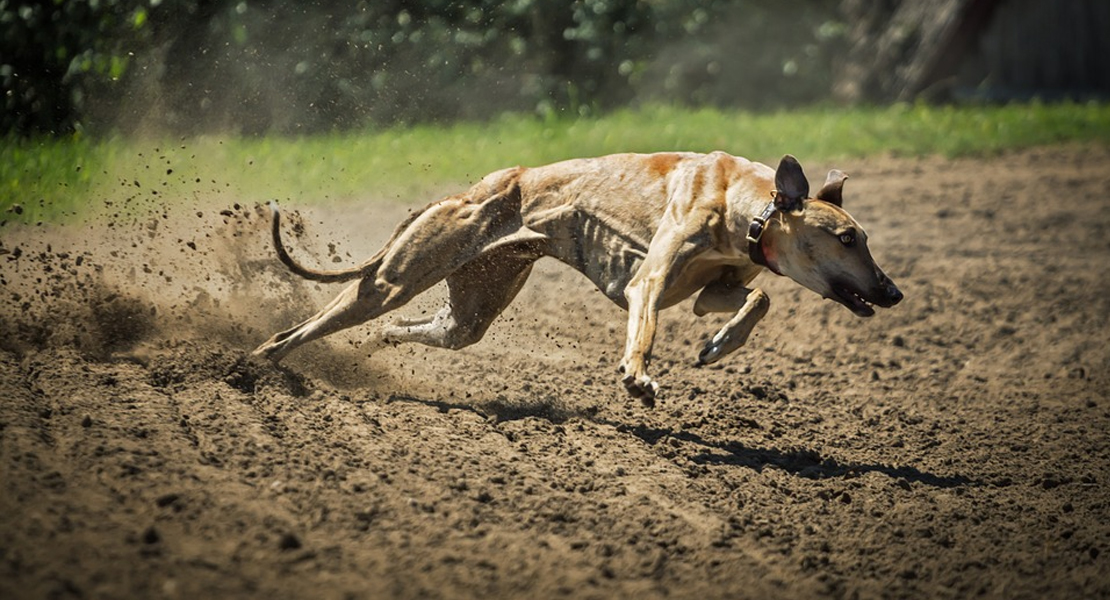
[659, 248, 754, 308]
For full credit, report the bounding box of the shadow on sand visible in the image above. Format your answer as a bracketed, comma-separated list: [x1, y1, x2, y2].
[604, 420, 977, 489]
[384, 393, 976, 490]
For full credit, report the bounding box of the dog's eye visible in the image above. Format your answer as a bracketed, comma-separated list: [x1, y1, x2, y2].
[838, 232, 855, 246]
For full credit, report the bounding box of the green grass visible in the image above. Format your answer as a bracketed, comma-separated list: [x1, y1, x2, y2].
[4, 101, 1110, 224]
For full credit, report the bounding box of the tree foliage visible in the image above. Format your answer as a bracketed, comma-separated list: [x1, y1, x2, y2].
[1, 0, 843, 136]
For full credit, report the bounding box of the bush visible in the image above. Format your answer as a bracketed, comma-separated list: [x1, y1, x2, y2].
[1, 0, 843, 136]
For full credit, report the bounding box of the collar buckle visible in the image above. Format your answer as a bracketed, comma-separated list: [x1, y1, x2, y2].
[746, 201, 778, 245]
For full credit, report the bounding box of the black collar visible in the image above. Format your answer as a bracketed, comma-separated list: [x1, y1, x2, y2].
[746, 200, 780, 274]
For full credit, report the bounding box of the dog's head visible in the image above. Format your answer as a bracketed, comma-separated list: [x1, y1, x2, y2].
[761, 155, 903, 317]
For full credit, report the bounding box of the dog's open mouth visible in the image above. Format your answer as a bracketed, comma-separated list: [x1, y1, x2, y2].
[831, 284, 876, 317]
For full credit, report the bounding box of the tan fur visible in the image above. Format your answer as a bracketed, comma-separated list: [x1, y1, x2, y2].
[253, 152, 901, 405]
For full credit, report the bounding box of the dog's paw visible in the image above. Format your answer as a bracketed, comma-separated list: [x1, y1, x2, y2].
[698, 328, 737, 365]
[251, 343, 281, 364]
[621, 373, 659, 407]
[697, 340, 725, 365]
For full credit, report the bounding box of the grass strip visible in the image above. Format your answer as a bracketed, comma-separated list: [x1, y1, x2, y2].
[4, 101, 1109, 224]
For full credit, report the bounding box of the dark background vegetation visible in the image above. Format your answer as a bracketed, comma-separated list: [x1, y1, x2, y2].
[3, 0, 1109, 137]
[0, 0, 843, 136]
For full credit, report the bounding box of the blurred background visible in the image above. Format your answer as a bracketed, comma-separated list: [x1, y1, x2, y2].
[4, 0, 1109, 138]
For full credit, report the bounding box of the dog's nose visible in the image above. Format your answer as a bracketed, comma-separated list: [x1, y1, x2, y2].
[887, 284, 904, 305]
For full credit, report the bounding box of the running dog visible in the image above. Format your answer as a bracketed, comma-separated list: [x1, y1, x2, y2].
[253, 153, 903, 405]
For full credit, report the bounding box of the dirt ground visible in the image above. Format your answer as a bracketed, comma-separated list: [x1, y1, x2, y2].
[1, 146, 1108, 600]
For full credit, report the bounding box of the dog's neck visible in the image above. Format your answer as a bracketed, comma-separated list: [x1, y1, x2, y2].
[745, 200, 782, 275]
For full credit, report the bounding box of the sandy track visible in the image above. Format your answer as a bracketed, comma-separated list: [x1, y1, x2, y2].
[1, 146, 1108, 599]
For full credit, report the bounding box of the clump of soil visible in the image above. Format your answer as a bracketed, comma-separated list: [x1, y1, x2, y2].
[0, 245, 155, 357]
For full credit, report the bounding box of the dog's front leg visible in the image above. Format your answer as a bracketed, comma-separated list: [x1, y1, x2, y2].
[620, 217, 712, 406]
[620, 272, 665, 403]
[696, 288, 769, 365]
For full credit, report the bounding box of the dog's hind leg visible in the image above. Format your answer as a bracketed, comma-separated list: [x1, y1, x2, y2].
[252, 239, 516, 363]
[253, 168, 545, 362]
[377, 248, 536, 350]
[252, 247, 530, 362]
[252, 276, 420, 362]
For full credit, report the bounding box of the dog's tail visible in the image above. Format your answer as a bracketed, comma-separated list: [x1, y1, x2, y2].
[267, 202, 367, 283]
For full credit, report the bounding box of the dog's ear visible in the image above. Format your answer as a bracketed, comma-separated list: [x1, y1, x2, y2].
[816, 169, 848, 207]
[774, 155, 809, 212]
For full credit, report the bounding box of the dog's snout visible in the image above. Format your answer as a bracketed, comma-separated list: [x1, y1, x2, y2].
[874, 272, 903, 306]
[886, 282, 903, 305]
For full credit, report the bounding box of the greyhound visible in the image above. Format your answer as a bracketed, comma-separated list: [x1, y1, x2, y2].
[253, 153, 902, 405]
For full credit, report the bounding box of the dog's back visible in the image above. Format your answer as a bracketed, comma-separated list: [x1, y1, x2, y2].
[507, 152, 771, 301]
